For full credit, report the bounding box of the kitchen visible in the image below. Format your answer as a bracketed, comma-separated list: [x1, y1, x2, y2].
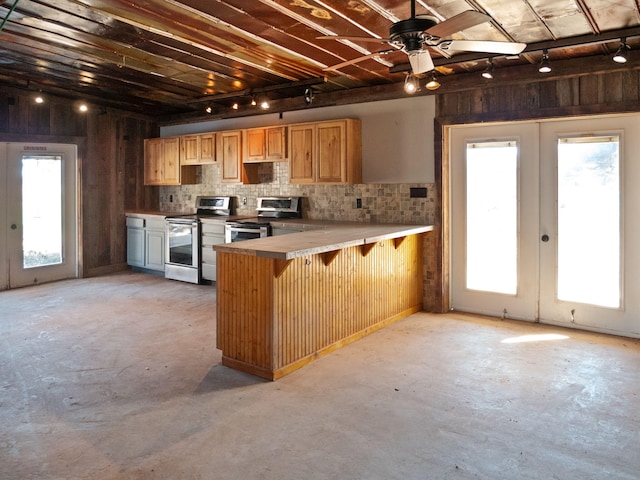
[1, 2, 640, 478]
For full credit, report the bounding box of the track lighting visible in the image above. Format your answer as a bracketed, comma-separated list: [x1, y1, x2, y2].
[250, 96, 257, 106]
[231, 101, 239, 110]
[34, 95, 44, 104]
[260, 98, 270, 109]
[538, 49, 551, 73]
[79, 104, 88, 112]
[425, 72, 440, 91]
[613, 38, 629, 64]
[205, 105, 213, 114]
[404, 73, 420, 94]
[482, 58, 494, 79]
[304, 87, 314, 105]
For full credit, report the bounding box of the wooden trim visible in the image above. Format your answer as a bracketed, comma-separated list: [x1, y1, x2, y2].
[274, 259, 292, 277]
[321, 250, 340, 265]
[360, 243, 376, 256]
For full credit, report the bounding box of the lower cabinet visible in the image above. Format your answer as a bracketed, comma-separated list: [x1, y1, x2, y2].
[201, 221, 226, 281]
[126, 215, 165, 273]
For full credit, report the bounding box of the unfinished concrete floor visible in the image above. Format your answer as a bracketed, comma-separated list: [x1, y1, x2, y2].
[1, 271, 638, 480]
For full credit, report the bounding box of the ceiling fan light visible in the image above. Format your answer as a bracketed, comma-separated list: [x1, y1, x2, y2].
[613, 40, 629, 63]
[404, 74, 420, 94]
[425, 73, 440, 91]
[482, 58, 494, 79]
[538, 49, 551, 73]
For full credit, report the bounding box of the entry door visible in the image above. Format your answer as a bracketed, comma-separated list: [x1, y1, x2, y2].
[450, 122, 540, 321]
[1, 143, 78, 289]
[450, 117, 640, 338]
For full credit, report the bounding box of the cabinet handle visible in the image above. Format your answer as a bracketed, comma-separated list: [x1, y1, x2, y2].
[10, 224, 17, 230]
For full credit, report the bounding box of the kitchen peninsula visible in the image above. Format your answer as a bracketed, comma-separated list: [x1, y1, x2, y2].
[214, 223, 433, 380]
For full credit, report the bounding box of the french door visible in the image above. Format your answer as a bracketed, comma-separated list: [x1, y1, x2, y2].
[450, 116, 640, 338]
[0, 143, 78, 290]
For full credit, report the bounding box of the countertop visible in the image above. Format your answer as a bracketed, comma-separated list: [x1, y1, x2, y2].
[214, 223, 434, 260]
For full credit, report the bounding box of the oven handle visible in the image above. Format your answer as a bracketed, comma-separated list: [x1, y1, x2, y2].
[226, 226, 268, 234]
[166, 218, 198, 226]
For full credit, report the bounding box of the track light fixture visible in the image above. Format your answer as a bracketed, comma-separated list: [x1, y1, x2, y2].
[538, 49, 551, 73]
[260, 98, 270, 109]
[482, 58, 494, 79]
[613, 38, 629, 64]
[231, 101, 239, 110]
[250, 96, 257, 106]
[304, 87, 314, 105]
[425, 72, 440, 91]
[404, 73, 420, 94]
[205, 105, 213, 114]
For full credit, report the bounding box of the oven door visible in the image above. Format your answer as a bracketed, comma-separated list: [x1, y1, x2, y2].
[166, 219, 199, 267]
[225, 224, 269, 243]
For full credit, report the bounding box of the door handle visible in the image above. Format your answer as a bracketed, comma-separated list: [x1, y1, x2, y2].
[10, 224, 17, 230]
[541, 234, 549, 242]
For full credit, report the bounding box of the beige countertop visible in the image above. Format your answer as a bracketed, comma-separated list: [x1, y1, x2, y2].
[214, 223, 434, 260]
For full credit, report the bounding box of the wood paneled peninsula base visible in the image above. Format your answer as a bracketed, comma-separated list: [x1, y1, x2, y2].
[214, 224, 433, 380]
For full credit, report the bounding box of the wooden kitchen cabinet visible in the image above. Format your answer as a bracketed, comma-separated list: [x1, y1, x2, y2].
[144, 137, 197, 185]
[180, 133, 216, 165]
[289, 119, 361, 184]
[217, 130, 245, 183]
[244, 126, 287, 162]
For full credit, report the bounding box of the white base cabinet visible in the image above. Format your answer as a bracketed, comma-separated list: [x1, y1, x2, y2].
[126, 214, 165, 273]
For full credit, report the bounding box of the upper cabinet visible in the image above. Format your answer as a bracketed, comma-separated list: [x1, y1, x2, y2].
[289, 119, 362, 184]
[217, 130, 244, 183]
[144, 137, 197, 186]
[244, 126, 287, 163]
[180, 133, 216, 165]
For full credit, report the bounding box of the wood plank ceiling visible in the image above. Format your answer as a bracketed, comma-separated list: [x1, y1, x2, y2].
[1, 0, 639, 119]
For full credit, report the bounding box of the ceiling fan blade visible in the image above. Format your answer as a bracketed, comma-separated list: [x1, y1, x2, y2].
[323, 49, 395, 71]
[426, 10, 490, 38]
[408, 50, 434, 74]
[439, 39, 527, 55]
[317, 35, 389, 44]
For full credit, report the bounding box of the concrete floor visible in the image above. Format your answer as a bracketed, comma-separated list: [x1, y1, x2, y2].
[1, 271, 638, 480]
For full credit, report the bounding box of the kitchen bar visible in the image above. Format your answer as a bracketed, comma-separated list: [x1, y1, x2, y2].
[214, 223, 433, 380]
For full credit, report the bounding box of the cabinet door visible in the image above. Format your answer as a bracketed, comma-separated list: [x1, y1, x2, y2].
[144, 138, 163, 185]
[245, 128, 266, 162]
[265, 126, 286, 160]
[127, 227, 145, 267]
[180, 135, 199, 165]
[199, 133, 216, 163]
[316, 121, 346, 183]
[218, 130, 244, 183]
[162, 137, 181, 185]
[145, 228, 165, 271]
[289, 124, 315, 183]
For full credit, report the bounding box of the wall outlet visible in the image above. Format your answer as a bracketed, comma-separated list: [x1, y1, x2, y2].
[242, 196, 247, 205]
[356, 198, 362, 208]
[169, 194, 173, 203]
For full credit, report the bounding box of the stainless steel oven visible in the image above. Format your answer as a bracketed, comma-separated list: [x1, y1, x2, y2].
[164, 195, 232, 284]
[165, 216, 199, 284]
[224, 196, 302, 243]
[224, 222, 270, 243]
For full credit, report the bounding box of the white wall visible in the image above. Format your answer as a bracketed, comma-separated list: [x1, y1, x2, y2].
[161, 96, 435, 184]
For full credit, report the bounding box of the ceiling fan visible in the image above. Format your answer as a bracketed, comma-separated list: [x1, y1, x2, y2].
[318, 1, 526, 74]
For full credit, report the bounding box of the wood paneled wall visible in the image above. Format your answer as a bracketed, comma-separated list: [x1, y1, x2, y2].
[0, 87, 159, 277]
[432, 68, 640, 312]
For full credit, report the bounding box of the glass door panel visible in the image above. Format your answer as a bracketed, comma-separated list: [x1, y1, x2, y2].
[466, 141, 518, 294]
[21, 155, 64, 268]
[557, 135, 621, 308]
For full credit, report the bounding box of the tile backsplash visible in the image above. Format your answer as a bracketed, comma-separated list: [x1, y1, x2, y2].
[159, 162, 435, 225]
[158, 161, 437, 310]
